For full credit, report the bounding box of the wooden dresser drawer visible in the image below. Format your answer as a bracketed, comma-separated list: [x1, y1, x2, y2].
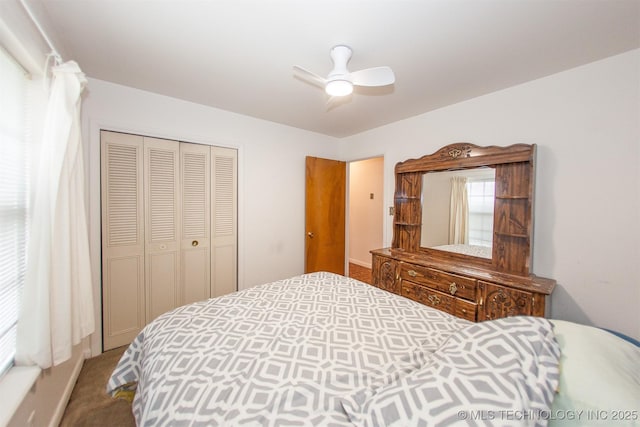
[400, 263, 477, 301]
[402, 280, 455, 314]
[402, 280, 477, 321]
[454, 298, 477, 322]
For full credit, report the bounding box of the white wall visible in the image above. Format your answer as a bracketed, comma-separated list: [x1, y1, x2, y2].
[82, 78, 341, 355]
[348, 157, 384, 267]
[86, 50, 640, 345]
[341, 49, 640, 340]
[8, 345, 84, 427]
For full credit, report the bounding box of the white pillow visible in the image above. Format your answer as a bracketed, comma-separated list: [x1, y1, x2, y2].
[549, 320, 640, 427]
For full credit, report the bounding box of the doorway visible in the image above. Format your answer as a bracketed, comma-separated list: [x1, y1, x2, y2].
[304, 155, 384, 282]
[347, 157, 384, 283]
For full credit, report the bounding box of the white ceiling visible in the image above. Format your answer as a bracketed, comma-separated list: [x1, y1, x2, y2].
[38, 0, 639, 138]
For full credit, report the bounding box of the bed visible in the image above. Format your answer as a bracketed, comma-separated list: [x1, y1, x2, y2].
[107, 272, 639, 426]
[431, 243, 492, 259]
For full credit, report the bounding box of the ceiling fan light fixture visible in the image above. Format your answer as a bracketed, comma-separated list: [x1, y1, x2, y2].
[293, 44, 394, 104]
[325, 79, 353, 97]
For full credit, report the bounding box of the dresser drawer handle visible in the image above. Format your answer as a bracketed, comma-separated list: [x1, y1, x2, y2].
[407, 270, 417, 277]
[449, 282, 457, 295]
[427, 295, 440, 306]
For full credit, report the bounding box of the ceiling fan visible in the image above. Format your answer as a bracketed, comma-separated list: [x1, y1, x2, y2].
[293, 45, 395, 98]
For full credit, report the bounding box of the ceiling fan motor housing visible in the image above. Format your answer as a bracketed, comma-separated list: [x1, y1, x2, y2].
[328, 45, 353, 80]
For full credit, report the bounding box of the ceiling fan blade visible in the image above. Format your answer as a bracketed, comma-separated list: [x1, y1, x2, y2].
[351, 66, 395, 87]
[293, 65, 326, 88]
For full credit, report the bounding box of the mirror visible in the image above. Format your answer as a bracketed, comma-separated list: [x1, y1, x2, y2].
[392, 143, 536, 276]
[420, 167, 495, 259]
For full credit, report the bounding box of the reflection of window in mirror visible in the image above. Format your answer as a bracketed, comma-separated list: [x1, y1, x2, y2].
[467, 178, 494, 247]
[421, 167, 495, 258]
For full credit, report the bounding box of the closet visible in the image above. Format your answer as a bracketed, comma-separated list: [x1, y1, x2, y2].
[100, 130, 237, 350]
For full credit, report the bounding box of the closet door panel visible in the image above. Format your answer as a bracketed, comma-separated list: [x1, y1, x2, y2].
[211, 147, 238, 297]
[100, 131, 145, 350]
[212, 245, 236, 296]
[180, 143, 211, 305]
[147, 252, 179, 320]
[182, 250, 209, 304]
[144, 137, 180, 322]
[107, 256, 143, 334]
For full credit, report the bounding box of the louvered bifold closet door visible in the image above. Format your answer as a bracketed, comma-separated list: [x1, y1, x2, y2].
[211, 146, 238, 297]
[101, 131, 145, 350]
[144, 137, 181, 322]
[180, 143, 211, 305]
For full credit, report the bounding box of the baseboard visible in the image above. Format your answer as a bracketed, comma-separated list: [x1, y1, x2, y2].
[349, 258, 372, 269]
[49, 351, 85, 427]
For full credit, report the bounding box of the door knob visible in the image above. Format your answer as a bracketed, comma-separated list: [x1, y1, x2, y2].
[307, 232, 314, 238]
[192, 240, 199, 247]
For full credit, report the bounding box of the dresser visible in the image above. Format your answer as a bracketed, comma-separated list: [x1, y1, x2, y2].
[371, 248, 555, 321]
[373, 142, 555, 321]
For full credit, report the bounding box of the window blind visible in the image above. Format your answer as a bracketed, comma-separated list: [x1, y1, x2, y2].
[0, 48, 29, 377]
[467, 179, 494, 247]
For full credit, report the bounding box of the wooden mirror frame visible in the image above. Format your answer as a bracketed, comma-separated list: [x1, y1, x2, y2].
[392, 143, 535, 276]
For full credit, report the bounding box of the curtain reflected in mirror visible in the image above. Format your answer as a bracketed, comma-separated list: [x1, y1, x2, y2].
[421, 168, 495, 259]
[449, 176, 468, 244]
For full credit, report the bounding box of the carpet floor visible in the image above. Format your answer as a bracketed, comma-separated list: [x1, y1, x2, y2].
[59, 346, 135, 427]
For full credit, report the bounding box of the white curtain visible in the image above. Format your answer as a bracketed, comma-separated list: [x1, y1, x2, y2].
[449, 177, 469, 245]
[15, 61, 94, 369]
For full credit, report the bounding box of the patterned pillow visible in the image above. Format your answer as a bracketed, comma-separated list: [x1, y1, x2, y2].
[342, 316, 561, 427]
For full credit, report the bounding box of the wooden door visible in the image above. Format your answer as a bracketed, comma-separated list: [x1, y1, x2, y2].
[101, 131, 145, 350]
[144, 137, 180, 322]
[305, 156, 346, 274]
[180, 143, 211, 305]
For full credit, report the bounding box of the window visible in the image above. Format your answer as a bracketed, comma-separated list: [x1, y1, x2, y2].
[0, 48, 29, 377]
[467, 179, 494, 247]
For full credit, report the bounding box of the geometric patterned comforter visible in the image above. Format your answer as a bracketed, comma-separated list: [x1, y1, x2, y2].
[107, 272, 560, 426]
